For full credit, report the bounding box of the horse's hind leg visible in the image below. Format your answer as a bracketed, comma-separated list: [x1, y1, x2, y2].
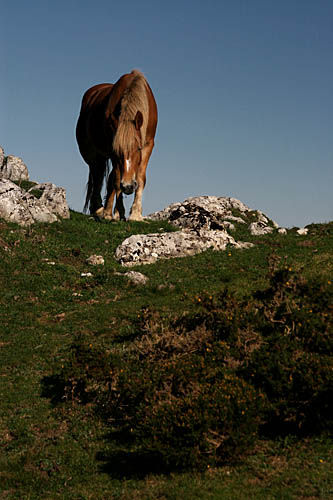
[86, 159, 106, 215]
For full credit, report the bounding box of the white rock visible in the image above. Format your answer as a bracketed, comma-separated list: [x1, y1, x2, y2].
[249, 222, 274, 236]
[297, 228, 308, 235]
[115, 270, 149, 284]
[223, 216, 245, 224]
[22, 191, 58, 223]
[115, 228, 251, 267]
[0, 155, 29, 181]
[0, 146, 4, 168]
[147, 196, 274, 234]
[29, 183, 70, 219]
[86, 255, 105, 266]
[257, 212, 269, 224]
[0, 179, 57, 226]
[222, 221, 235, 231]
[116, 196, 274, 266]
[239, 242, 255, 249]
[0, 146, 70, 226]
[278, 228, 287, 235]
[124, 271, 149, 285]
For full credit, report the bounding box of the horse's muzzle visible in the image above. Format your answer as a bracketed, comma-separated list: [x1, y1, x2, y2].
[120, 181, 137, 195]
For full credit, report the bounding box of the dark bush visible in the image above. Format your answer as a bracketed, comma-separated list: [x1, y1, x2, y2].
[101, 350, 264, 469]
[48, 264, 332, 471]
[240, 270, 333, 434]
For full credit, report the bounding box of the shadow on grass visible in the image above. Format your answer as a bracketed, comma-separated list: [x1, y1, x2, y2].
[40, 374, 86, 406]
[41, 376, 169, 478]
[40, 374, 67, 405]
[96, 449, 168, 479]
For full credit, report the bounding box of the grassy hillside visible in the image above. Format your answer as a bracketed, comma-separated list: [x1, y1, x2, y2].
[0, 212, 332, 499]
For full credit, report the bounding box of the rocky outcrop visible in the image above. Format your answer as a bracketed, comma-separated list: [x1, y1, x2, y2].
[0, 145, 70, 226]
[0, 153, 29, 181]
[115, 196, 281, 267]
[29, 183, 70, 220]
[0, 179, 58, 225]
[147, 196, 279, 235]
[7, 156, 29, 181]
[115, 227, 254, 267]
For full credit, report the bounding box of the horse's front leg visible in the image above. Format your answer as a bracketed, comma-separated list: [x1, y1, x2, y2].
[129, 141, 154, 221]
[129, 181, 144, 221]
[114, 189, 125, 220]
[104, 169, 125, 221]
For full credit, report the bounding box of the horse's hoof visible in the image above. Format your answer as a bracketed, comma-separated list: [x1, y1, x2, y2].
[95, 207, 104, 216]
[128, 213, 144, 222]
[130, 218, 147, 223]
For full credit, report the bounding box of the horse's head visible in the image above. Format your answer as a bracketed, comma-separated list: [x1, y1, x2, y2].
[112, 110, 144, 195]
[120, 154, 140, 194]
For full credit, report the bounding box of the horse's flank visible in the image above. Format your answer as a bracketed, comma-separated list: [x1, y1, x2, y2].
[112, 70, 149, 158]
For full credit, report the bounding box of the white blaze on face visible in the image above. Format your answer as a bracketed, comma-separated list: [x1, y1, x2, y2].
[125, 159, 131, 173]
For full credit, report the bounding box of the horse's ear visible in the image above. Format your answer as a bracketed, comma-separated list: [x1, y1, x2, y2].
[134, 111, 143, 130]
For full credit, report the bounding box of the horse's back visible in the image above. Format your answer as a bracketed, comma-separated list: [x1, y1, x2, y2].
[79, 83, 114, 113]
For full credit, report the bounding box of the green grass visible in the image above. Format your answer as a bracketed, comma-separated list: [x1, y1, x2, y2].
[0, 212, 332, 499]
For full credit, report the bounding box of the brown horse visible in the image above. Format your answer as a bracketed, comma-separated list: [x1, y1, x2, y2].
[76, 70, 157, 220]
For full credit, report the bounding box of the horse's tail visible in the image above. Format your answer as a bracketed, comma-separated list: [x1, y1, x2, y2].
[83, 160, 109, 213]
[83, 170, 94, 213]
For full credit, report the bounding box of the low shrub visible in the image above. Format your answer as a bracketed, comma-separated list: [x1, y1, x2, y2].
[241, 269, 333, 434]
[102, 347, 264, 469]
[46, 260, 332, 471]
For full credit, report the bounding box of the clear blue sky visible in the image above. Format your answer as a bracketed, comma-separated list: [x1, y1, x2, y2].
[1, 0, 332, 227]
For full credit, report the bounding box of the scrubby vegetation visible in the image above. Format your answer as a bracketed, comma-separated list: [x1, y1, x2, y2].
[46, 262, 332, 472]
[0, 213, 332, 498]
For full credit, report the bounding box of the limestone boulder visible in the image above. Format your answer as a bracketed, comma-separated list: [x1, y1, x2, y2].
[147, 196, 279, 233]
[0, 155, 29, 181]
[115, 196, 280, 266]
[0, 179, 57, 226]
[119, 271, 149, 285]
[115, 227, 254, 267]
[28, 183, 70, 219]
[249, 222, 274, 236]
[0, 145, 70, 226]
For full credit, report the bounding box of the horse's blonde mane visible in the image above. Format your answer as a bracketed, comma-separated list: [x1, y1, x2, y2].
[113, 70, 149, 157]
